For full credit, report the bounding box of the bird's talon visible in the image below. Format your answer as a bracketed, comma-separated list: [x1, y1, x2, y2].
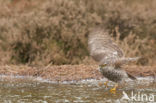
[104, 81, 109, 87]
[110, 87, 116, 93]
[110, 84, 118, 94]
[110, 90, 116, 94]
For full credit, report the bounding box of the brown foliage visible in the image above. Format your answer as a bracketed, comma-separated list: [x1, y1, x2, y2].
[0, 0, 155, 65]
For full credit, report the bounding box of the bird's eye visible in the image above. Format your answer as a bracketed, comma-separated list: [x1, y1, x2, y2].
[100, 64, 107, 68]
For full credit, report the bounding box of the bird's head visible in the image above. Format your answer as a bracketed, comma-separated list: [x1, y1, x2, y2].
[99, 64, 107, 68]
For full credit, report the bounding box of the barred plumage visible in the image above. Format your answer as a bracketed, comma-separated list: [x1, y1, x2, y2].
[88, 27, 138, 83]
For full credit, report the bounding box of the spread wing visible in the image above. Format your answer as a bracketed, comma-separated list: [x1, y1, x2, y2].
[88, 27, 139, 65]
[88, 27, 124, 65]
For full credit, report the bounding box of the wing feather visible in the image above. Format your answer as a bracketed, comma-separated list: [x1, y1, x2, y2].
[88, 27, 124, 65]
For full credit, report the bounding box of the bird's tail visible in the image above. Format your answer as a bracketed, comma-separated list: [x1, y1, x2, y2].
[126, 72, 137, 80]
[100, 57, 140, 66]
[121, 57, 140, 63]
[114, 57, 140, 66]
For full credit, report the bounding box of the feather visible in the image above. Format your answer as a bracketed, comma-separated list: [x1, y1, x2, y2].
[88, 27, 139, 66]
[88, 27, 123, 65]
[126, 72, 137, 80]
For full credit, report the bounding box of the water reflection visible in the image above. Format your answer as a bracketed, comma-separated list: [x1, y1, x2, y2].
[0, 76, 155, 103]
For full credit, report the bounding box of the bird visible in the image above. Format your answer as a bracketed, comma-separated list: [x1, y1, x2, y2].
[88, 27, 139, 92]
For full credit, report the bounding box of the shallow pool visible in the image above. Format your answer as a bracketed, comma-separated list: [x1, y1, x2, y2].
[0, 75, 155, 103]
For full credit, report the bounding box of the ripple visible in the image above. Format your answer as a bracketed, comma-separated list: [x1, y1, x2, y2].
[0, 75, 155, 102]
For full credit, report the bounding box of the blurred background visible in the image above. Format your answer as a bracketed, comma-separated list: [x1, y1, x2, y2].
[0, 0, 155, 66]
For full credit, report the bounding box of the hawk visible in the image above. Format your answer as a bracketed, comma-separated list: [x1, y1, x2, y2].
[88, 27, 139, 92]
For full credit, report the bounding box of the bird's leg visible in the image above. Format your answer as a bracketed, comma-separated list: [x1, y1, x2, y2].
[110, 83, 118, 94]
[98, 64, 108, 87]
[104, 80, 109, 88]
[98, 80, 109, 87]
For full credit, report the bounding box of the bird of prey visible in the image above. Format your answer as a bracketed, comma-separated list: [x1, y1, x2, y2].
[88, 27, 139, 92]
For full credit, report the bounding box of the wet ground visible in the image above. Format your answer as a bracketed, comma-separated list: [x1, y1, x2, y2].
[0, 75, 155, 103]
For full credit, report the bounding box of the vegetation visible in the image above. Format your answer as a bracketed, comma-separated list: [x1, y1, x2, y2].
[0, 0, 155, 66]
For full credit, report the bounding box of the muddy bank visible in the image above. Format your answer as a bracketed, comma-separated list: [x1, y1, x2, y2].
[0, 65, 155, 82]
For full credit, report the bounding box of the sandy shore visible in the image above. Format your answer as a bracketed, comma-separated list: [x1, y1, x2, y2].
[0, 65, 155, 82]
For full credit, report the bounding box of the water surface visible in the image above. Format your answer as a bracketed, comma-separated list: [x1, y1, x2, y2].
[0, 75, 155, 103]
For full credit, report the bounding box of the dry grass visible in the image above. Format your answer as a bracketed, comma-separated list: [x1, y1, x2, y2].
[113, 27, 156, 65]
[0, 0, 155, 66]
[0, 65, 155, 81]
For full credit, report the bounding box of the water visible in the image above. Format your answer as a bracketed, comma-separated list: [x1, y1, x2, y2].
[0, 75, 155, 103]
